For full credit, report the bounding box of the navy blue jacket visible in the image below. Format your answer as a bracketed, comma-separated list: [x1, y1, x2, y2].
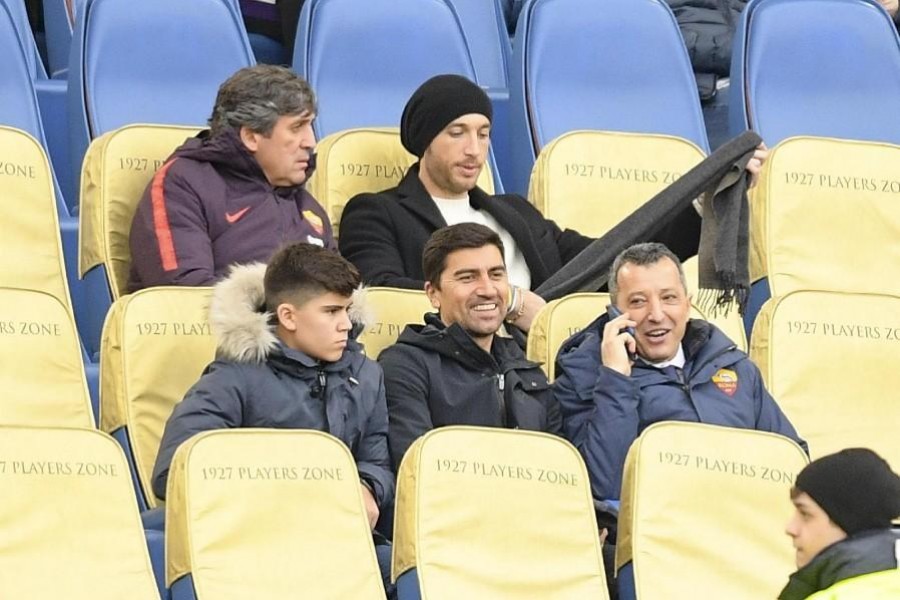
[151, 264, 393, 508]
[553, 316, 805, 501]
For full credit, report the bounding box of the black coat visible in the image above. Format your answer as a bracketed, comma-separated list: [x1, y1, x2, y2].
[338, 164, 593, 291]
[379, 314, 563, 470]
[667, 0, 746, 77]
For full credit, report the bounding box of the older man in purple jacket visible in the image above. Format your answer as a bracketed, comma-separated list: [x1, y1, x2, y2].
[128, 64, 335, 292]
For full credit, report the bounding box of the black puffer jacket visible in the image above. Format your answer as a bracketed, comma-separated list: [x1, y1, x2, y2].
[379, 313, 562, 470]
[667, 0, 747, 94]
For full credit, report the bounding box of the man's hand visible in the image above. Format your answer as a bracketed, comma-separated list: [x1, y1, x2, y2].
[508, 288, 546, 332]
[601, 312, 637, 376]
[746, 142, 769, 189]
[361, 483, 379, 530]
[879, 0, 899, 16]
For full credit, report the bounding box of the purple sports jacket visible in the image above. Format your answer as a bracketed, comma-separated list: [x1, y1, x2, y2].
[127, 128, 335, 291]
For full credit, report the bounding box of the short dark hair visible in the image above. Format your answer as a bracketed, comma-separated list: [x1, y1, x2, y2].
[264, 243, 359, 311]
[209, 65, 317, 137]
[422, 223, 505, 288]
[608, 242, 687, 303]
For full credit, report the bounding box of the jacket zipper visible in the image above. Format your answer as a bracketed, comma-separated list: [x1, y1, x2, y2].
[496, 372, 507, 427]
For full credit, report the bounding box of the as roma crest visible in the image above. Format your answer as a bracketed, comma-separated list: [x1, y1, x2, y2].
[711, 368, 738, 397]
[302, 210, 325, 235]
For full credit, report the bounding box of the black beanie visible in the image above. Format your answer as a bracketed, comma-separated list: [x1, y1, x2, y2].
[400, 74, 493, 157]
[795, 448, 900, 536]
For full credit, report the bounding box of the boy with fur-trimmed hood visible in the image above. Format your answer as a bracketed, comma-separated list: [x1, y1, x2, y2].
[151, 242, 393, 544]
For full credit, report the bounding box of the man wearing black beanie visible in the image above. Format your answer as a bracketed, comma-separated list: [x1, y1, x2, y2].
[339, 74, 768, 332]
[340, 73, 592, 332]
[780, 448, 900, 599]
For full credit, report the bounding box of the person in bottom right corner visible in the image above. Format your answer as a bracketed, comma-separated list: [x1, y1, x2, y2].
[780, 448, 900, 599]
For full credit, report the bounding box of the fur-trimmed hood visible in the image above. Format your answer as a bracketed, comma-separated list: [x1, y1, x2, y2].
[209, 262, 371, 363]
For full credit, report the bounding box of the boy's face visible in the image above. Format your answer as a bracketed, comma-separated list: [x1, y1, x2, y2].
[785, 491, 847, 568]
[276, 291, 353, 362]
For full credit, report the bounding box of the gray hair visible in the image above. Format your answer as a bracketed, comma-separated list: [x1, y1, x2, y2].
[608, 243, 688, 303]
[209, 65, 317, 137]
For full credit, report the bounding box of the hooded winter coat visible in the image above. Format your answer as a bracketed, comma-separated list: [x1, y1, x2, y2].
[150, 263, 393, 507]
[779, 529, 900, 600]
[128, 128, 335, 292]
[553, 316, 805, 501]
[379, 313, 562, 471]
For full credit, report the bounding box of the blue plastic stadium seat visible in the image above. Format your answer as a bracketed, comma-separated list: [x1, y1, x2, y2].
[68, 0, 255, 215]
[4, 0, 76, 205]
[447, 0, 510, 90]
[0, 1, 100, 411]
[730, 0, 900, 146]
[293, 0, 505, 191]
[508, 0, 708, 194]
[42, 0, 77, 78]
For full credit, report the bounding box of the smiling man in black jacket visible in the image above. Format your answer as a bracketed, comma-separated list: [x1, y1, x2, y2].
[378, 223, 562, 471]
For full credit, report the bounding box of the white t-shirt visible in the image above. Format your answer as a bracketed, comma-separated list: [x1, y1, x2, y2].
[431, 195, 532, 290]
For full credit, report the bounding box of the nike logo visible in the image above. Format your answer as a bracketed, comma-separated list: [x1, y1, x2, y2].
[225, 206, 251, 224]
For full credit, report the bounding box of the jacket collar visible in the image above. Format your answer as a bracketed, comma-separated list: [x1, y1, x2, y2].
[178, 129, 317, 191]
[779, 529, 900, 600]
[209, 263, 369, 364]
[396, 163, 553, 285]
[396, 312, 536, 372]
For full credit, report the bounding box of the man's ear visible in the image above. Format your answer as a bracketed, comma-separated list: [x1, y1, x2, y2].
[239, 126, 261, 153]
[424, 282, 440, 311]
[275, 303, 297, 331]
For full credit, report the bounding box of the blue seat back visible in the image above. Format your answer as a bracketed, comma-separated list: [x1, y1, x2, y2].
[448, 0, 511, 89]
[508, 0, 707, 192]
[293, 0, 504, 191]
[293, 0, 479, 138]
[41, 0, 75, 77]
[0, 2, 46, 143]
[2, 0, 48, 79]
[68, 0, 255, 196]
[731, 0, 900, 145]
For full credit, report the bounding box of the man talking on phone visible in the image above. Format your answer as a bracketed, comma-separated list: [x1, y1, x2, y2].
[552, 242, 806, 504]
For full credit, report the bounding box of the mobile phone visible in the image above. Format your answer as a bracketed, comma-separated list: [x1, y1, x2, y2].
[606, 304, 636, 362]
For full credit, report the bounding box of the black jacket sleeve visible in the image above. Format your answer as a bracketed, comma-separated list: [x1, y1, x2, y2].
[378, 345, 435, 472]
[339, 193, 427, 290]
[353, 368, 396, 509]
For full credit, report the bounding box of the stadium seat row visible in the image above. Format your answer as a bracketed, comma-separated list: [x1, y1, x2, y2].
[0, 422, 808, 599]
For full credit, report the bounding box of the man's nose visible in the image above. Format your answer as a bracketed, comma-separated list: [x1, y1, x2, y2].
[647, 298, 664, 321]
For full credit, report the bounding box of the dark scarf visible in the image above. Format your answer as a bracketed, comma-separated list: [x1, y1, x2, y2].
[534, 131, 761, 315]
[778, 529, 900, 600]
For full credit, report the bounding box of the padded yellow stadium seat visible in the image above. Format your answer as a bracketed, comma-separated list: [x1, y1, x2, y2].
[166, 429, 385, 599]
[393, 426, 609, 599]
[527, 289, 745, 381]
[617, 422, 808, 599]
[0, 425, 159, 598]
[307, 127, 494, 234]
[0, 126, 72, 308]
[79, 124, 200, 298]
[528, 130, 705, 237]
[750, 290, 900, 470]
[100, 287, 216, 508]
[527, 292, 606, 381]
[0, 287, 93, 427]
[357, 287, 433, 359]
[750, 136, 900, 293]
